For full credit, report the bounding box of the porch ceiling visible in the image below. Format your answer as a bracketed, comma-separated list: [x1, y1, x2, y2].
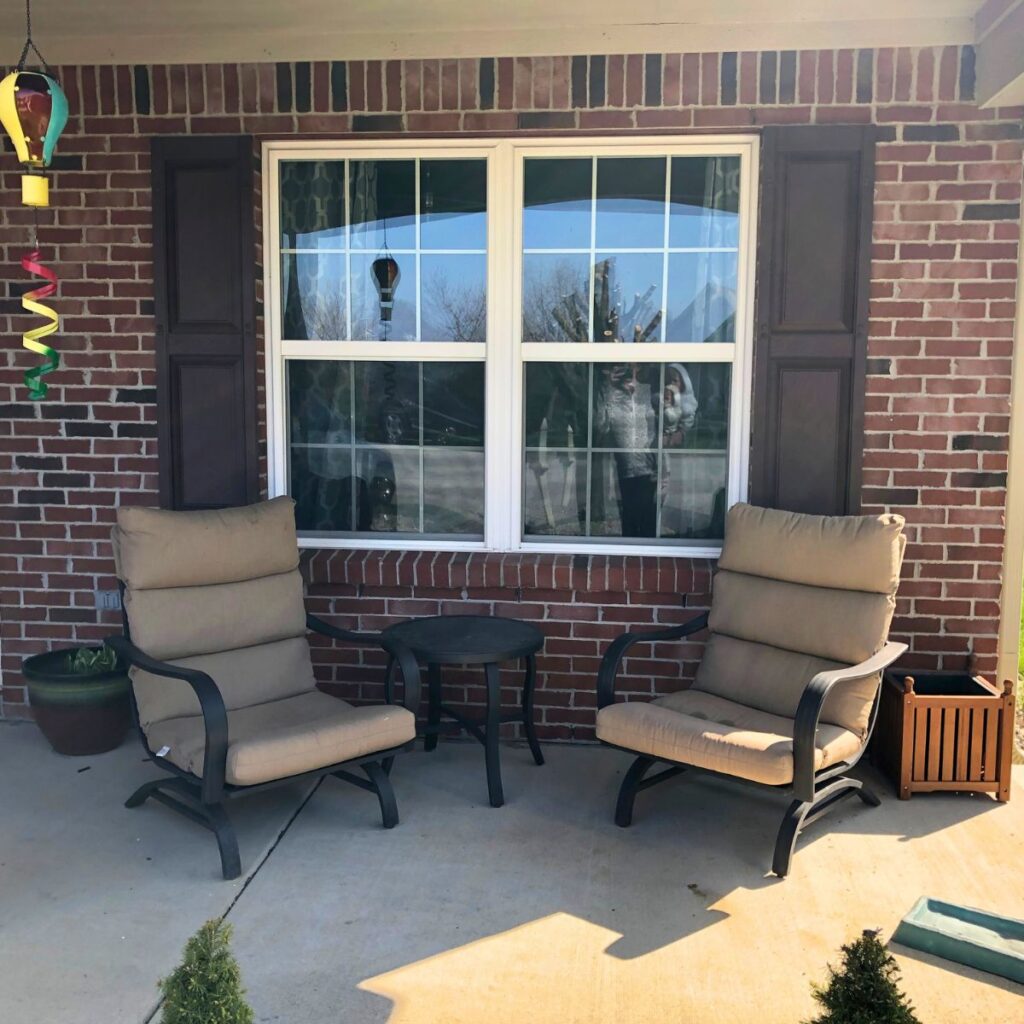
[0, 1, 986, 65]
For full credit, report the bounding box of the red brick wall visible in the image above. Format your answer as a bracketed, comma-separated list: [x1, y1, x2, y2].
[1, 47, 1021, 739]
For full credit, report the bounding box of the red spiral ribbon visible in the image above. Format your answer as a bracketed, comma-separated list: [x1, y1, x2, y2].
[21, 248, 60, 400]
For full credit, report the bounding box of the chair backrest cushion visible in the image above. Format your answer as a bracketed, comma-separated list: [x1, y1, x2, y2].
[113, 498, 315, 727]
[694, 503, 906, 735]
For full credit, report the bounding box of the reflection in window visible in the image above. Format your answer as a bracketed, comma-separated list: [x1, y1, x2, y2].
[523, 158, 592, 249]
[420, 159, 487, 250]
[669, 156, 740, 248]
[523, 362, 730, 543]
[521, 154, 740, 344]
[595, 157, 666, 249]
[349, 160, 416, 251]
[593, 254, 663, 343]
[279, 158, 487, 342]
[288, 360, 484, 538]
[279, 161, 345, 249]
[522, 254, 590, 342]
[665, 251, 737, 343]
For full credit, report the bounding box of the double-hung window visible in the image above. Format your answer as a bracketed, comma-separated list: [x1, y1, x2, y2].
[265, 136, 756, 555]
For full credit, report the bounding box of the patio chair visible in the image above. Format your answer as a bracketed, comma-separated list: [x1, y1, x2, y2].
[595, 502, 907, 877]
[106, 497, 420, 880]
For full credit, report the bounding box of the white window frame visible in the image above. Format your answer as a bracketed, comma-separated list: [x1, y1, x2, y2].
[263, 134, 758, 558]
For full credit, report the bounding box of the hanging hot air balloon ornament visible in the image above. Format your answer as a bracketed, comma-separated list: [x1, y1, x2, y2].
[371, 255, 401, 324]
[0, 0, 69, 399]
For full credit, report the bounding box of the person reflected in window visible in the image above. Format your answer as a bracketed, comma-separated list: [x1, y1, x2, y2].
[662, 362, 698, 448]
[594, 364, 658, 537]
[594, 362, 701, 538]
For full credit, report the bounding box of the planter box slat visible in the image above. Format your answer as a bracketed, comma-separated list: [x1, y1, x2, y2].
[874, 670, 1013, 801]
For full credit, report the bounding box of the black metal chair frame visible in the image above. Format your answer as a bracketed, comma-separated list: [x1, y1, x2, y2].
[597, 610, 907, 877]
[107, 603, 421, 881]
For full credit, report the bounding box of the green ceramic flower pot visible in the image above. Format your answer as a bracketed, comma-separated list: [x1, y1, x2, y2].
[21, 648, 131, 756]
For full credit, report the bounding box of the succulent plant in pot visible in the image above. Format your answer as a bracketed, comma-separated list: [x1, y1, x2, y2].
[21, 644, 131, 756]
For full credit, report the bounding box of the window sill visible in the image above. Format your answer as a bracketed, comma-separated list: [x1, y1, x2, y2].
[296, 534, 722, 560]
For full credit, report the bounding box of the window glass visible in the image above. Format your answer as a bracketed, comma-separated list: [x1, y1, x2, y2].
[280, 157, 487, 343]
[281, 252, 347, 341]
[420, 159, 487, 250]
[664, 251, 738, 343]
[592, 253, 664, 343]
[523, 158, 591, 249]
[349, 160, 416, 251]
[288, 360, 485, 538]
[594, 157, 666, 249]
[279, 160, 345, 249]
[420, 254, 487, 342]
[521, 154, 740, 345]
[276, 144, 748, 551]
[522, 253, 590, 342]
[523, 362, 730, 542]
[669, 156, 740, 249]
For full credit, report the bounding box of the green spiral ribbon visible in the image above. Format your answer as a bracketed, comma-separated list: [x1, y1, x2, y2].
[21, 248, 59, 400]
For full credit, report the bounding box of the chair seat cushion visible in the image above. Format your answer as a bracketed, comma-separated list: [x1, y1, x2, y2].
[595, 690, 862, 786]
[146, 691, 416, 786]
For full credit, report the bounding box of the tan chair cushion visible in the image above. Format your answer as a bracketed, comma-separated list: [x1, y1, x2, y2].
[124, 569, 307, 662]
[146, 691, 416, 786]
[113, 497, 299, 591]
[708, 569, 895, 668]
[596, 690, 862, 787]
[718, 502, 906, 594]
[693, 634, 879, 736]
[132, 636, 317, 727]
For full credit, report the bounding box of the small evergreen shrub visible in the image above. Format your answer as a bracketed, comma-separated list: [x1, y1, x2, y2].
[159, 919, 254, 1024]
[808, 930, 921, 1024]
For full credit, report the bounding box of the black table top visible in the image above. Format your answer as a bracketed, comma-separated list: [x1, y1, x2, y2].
[382, 615, 544, 665]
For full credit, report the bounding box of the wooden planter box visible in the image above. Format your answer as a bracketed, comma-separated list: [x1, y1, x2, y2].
[874, 670, 1014, 801]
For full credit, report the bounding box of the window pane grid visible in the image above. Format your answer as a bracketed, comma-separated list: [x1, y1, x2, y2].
[522, 361, 730, 542]
[287, 359, 485, 539]
[280, 157, 487, 343]
[270, 140, 753, 552]
[521, 153, 739, 346]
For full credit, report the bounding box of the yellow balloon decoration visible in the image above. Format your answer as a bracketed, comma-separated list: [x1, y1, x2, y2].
[0, 3, 69, 399]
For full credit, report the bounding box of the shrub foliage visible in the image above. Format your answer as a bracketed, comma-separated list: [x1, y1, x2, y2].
[808, 930, 921, 1024]
[159, 918, 254, 1024]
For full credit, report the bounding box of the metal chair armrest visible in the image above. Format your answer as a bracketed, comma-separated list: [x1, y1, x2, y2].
[105, 634, 229, 803]
[305, 614, 421, 719]
[306, 613, 381, 647]
[596, 611, 710, 709]
[791, 640, 908, 801]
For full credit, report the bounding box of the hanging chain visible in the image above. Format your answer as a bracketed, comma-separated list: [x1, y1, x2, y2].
[17, 0, 53, 75]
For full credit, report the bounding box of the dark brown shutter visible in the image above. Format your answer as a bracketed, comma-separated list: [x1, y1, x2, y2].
[151, 136, 258, 510]
[750, 125, 875, 515]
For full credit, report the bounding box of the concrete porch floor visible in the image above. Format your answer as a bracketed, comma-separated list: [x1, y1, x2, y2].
[1, 720, 1022, 1024]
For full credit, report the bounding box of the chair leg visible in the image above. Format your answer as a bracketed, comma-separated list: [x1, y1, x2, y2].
[772, 776, 879, 878]
[772, 798, 811, 879]
[381, 755, 396, 777]
[363, 761, 399, 829]
[615, 755, 656, 827]
[124, 777, 172, 809]
[204, 802, 242, 881]
[424, 663, 442, 752]
[127, 777, 241, 880]
[857, 781, 881, 807]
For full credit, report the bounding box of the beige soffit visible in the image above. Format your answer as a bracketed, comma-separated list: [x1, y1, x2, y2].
[0, 2, 982, 65]
[974, 0, 1024, 106]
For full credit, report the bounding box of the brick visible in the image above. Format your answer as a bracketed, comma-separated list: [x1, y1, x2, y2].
[0, 50, 1019, 731]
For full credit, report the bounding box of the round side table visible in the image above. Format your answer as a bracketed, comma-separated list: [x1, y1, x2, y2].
[381, 615, 544, 807]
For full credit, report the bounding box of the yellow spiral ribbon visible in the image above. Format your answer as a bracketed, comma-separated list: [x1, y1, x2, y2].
[21, 248, 59, 401]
